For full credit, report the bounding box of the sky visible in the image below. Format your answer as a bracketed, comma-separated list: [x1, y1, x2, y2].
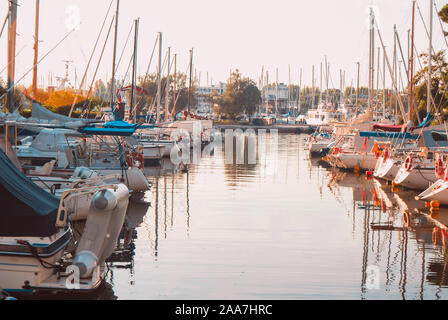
[0, 0, 447, 91]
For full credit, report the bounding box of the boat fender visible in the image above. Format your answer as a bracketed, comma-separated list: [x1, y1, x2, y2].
[92, 189, 118, 211]
[72, 250, 98, 279]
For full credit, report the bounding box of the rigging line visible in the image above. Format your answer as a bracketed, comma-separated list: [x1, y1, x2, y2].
[145, 50, 170, 118]
[413, 42, 443, 123]
[0, 26, 79, 101]
[0, 11, 8, 41]
[434, 1, 448, 53]
[69, 0, 115, 117]
[0, 45, 26, 75]
[84, 15, 116, 118]
[416, 1, 448, 110]
[134, 36, 159, 115]
[115, 22, 134, 75]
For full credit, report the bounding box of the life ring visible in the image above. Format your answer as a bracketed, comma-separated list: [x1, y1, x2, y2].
[435, 156, 445, 179]
[433, 227, 441, 245]
[404, 155, 413, 172]
[444, 166, 448, 182]
[402, 211, 410, 228]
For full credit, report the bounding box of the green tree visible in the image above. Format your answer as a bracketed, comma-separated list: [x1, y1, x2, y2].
[413, 50, 448, 124]
[220, 70, 261, 119]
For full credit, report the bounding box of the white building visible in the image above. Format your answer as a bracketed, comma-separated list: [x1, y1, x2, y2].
[196, 82, 227, 114]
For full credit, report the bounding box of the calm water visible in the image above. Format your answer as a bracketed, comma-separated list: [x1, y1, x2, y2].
[96, 133, 448, 299]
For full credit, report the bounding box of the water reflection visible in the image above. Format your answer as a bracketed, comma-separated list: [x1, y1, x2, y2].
[33, 133, 448, 299]
[328, 168, 448, 299]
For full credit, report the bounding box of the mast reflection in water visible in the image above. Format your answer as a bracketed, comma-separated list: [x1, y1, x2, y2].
[98, 133, 448, 300]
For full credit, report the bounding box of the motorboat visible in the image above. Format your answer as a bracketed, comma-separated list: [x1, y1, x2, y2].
[0, 147, 129, 295]
[14, 128, 151, 195]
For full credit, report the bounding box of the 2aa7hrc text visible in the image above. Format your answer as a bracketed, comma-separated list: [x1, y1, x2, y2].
[175, 304, 273, 317]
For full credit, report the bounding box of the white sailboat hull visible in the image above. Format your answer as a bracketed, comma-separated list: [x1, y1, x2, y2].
[417, 180, 448, 206]
[393, 165, 437, 190]
[334, 153, 377, 171]
[374, 158, 401, 182]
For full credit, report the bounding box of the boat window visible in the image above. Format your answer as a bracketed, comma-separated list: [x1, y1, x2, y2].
[431, 131, 448, 142]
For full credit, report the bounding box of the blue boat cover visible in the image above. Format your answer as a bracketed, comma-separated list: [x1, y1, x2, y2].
[104, 120, 138, 129]
[0, 148, 60, 237]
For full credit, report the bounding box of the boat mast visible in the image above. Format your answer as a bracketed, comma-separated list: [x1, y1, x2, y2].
[383, 46, 386, 119]
[312, 65, 315, 109]
[188, 48, 193, 114]
[110, 0, 119, 113]
[325, 57, 329, 106]
[393, 25, 398, 116]
[32, 0, 40, 99]
[355, 62, 360, 116]
[376, 47, 380, 117]
[172, 53, 177, 118]
[156, 32, 162, 123]
[165, 47, 170, 122]
[427, 0, 433, 115]
[368, 7, 374, 111]
[130, 18, 139, 124]
[7, 0, 18, 112]
[356, 62, 360, 116]
[409, 1, 415, 122]
[319, 62, 323, 104]
[288, 64, 291, 114]
[298, 68, 302, 114]
[275, 68, 278, 116]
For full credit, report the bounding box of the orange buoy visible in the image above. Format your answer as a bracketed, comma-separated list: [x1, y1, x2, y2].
[431, 200, 441, 208]
[430, 211, 440, 219]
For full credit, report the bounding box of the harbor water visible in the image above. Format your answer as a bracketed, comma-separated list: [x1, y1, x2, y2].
[83, 133, 448, 300]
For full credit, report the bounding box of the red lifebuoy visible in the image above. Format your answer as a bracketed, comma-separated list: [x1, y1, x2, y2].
[405, 155, 413, 171]
[435, 157, 445, 179]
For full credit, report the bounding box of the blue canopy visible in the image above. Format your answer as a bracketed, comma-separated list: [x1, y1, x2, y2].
[416, 113, 431, 129]
[104, 120, 138, 129]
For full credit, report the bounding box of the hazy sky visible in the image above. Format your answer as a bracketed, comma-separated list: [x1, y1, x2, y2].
[0, 0, 447, 90]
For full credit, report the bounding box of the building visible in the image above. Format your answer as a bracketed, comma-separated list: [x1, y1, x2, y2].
[196, 82, 227, 114]
[262, 83, 295, 112]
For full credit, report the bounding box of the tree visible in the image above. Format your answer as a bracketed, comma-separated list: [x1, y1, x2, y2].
[413, 50, 448, 123]
[138, 72, 197, 118]
[220, 70, 261, 119]
[439, 4, 448, 27]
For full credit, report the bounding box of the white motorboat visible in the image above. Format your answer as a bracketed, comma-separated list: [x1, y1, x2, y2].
[0, 147, 129, 295]
[15, 128, 151, 194]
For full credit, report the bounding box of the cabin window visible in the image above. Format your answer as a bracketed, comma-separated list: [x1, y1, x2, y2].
[431, 132, 448, 142]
